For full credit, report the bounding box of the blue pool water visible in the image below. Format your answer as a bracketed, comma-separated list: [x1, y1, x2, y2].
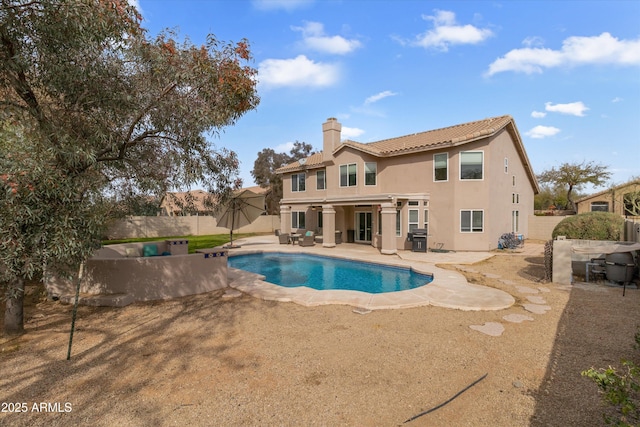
[228, 253, 433, 293]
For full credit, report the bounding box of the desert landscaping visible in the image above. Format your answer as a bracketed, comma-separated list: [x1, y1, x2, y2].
[1, 245, 639, 427]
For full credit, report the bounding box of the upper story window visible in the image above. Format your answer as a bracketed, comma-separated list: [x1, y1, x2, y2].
[340, 163, 357, 187]
[460, 151, 483, 180]
[504, 157, 509, 174]
[291, 173, 305, 192]
[316, 170, 326, 190]
[364, 162, 377, 186]
[434, 153, 448, 182]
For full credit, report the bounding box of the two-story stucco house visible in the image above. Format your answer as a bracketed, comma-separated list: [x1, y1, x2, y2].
[276, 115, 539, 253]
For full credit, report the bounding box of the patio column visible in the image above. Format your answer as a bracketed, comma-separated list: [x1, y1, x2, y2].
[280, 205, 292, 234]
[322, 204, 336, 248]
[380, 202, 397, 255]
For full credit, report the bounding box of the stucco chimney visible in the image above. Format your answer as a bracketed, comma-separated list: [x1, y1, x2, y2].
[322, 117, 341, 163]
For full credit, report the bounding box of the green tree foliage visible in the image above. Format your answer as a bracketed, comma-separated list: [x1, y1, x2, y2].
[251, 141, 315, 214]
[534, 183, 572, 210]
[0, 0, 259, 335]
[537, 161, 611, 211]
[552, 212, 625, 240]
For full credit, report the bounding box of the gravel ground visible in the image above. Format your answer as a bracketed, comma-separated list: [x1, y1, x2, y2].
[1, 253, 639, 426]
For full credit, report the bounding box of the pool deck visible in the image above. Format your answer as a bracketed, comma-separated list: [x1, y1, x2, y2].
[226, 236, 542, 311]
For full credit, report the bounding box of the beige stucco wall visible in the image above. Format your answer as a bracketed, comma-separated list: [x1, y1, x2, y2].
[576, 181, 640, 215]
[281, 128, 536, 251]
[106, 215, 280, 239]
[527, 215, 566, 240]
[46, 242, 228, 305]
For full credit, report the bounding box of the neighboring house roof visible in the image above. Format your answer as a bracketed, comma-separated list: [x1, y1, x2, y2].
[241, 185, 268, 195]
[275, 115, 539, 193]
[575, 179, 640, 204]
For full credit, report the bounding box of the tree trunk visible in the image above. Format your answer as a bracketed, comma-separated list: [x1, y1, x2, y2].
[566, 184, 575, 211]
[4, 278, 25, 336]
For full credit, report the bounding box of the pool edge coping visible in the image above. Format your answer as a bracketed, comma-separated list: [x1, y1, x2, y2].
[227, 249, 515, 311]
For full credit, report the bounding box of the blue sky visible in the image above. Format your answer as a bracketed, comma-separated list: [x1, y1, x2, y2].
[136, 0, 640, 190]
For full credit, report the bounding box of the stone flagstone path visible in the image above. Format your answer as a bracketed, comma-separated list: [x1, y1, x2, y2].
[462, 264, 552, 337]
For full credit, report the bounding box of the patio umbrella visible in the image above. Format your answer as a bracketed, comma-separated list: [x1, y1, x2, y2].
[215, 189, 265, 248]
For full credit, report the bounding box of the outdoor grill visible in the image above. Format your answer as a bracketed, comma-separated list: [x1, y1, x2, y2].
[409, 228, 427, 252]
[605, 252, 636, 285]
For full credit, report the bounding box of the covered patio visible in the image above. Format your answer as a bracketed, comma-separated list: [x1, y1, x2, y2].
[279, 193, 430, 254]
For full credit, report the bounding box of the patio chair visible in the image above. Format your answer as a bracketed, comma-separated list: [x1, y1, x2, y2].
[299, 231, 315, 247]
[278, 233, 290, 244]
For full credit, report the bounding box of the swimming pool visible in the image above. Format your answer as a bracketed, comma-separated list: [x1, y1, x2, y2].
[228, 252, 433, 293]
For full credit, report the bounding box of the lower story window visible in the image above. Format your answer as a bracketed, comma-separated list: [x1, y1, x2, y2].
[292, 211, 306, 229]
[590, 201, 609, 212]
[408, 209, 419, 232]
[461, 210, 483, 233]
[512, 210, 519, 233]
[424, 209, 429, 233]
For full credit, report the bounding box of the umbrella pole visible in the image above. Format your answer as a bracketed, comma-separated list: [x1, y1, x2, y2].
[228, 202, 235, 248]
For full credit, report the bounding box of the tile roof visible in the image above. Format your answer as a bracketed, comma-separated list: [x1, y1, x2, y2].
[353, 114, 513, 155]
[276, 115, 515, 173]
[240, 185, 269, 195]
[575, 179, 640, 203]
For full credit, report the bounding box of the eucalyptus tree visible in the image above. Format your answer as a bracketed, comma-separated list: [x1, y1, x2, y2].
[0, 0, 259, 335]
[252, 141, 315, 214]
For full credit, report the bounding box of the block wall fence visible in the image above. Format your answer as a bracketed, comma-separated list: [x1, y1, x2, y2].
[106, 215, 280, 239]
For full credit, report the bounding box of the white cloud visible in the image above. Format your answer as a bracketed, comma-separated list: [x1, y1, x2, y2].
[252, 0, 313, 11]
[341, 126, 365, 139]
[364, 90, 398, 105]
[612, 97, 623, 103]
[545, 101, 589, 116]
[274, 141, 295, 153]
[258, 55, 340, 88]
[526, 125, 561, 139]
[412, 10, 493, 51]
[487, 32, 640, 76]
[522, 36, 544, 48]
[531, 111, 546, 118]
[292, 21, 362, 55]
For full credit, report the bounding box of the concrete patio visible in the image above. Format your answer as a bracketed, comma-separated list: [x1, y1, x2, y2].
[225, 235, 543, 311]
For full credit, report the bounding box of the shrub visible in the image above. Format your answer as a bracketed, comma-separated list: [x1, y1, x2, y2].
[552, 212, 625, 240]
[582, 329, 640, 426]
